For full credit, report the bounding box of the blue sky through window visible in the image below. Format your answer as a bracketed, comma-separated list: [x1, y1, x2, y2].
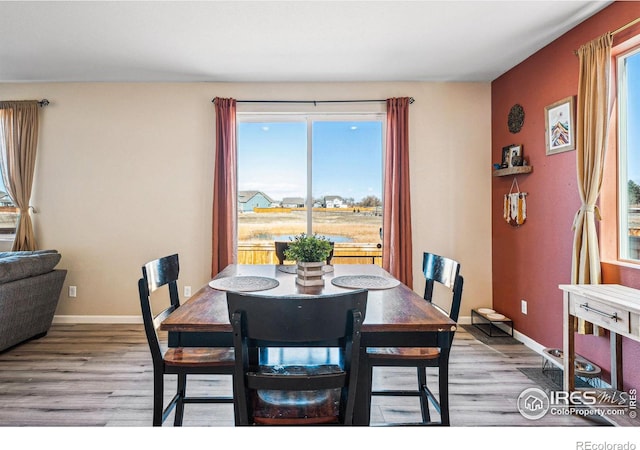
[238, 121, 306, 202]
[312, 121, 382, 202]
[237, 119, 383, 204]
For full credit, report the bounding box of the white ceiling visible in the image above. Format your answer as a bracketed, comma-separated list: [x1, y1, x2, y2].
[0, 0, 612, 83]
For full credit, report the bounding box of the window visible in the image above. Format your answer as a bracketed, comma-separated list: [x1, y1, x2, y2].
[617, 46, 640, 261]
[0, 113, 18, 236]
[237, 114, 384, 263]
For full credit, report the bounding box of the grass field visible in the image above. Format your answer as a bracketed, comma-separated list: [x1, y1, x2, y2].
[238, 209, 382, 244]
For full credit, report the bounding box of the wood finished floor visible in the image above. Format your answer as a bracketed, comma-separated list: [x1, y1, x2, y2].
[0, 324, 622, 427]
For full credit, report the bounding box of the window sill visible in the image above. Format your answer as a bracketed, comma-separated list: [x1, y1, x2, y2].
[601, 259, 640, 270]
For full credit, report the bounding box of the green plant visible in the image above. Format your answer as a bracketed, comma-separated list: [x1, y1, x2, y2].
[284, 233, 332, 263]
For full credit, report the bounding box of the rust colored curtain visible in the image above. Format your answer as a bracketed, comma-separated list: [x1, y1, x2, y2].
[571, 33, 613, 335]
[211, 98, 237, 277]
[0, 101, 40, 251]
[383, 97, 413, 288]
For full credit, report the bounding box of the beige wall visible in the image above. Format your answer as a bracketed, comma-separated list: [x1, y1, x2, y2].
[0, 82, 491, 320]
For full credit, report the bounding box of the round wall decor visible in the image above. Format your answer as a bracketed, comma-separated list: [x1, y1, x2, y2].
[508, 104, 525, 133]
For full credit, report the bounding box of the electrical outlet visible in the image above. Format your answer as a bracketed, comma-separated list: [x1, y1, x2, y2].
[69, 286, 77, 298]
[521, 299, 527, 315]
[184, 286, 192, 297]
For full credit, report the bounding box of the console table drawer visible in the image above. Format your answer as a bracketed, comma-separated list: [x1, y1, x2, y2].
[571, 295, 630, 334]
[561, 284, 640, 394]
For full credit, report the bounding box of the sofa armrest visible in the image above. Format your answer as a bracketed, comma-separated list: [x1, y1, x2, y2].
[0, 269, 67, 351]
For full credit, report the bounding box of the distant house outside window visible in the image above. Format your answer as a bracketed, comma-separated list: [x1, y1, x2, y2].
[237, 114, 384, 263]
[617, 45, 640, 262]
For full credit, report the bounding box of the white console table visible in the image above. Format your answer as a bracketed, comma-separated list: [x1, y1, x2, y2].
[559, 284, 640, 392]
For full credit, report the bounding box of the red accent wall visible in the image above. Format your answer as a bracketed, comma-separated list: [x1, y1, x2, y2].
[491, 1, 640, 392]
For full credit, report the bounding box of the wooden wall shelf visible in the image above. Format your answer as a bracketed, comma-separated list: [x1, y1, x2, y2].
[493, 166, 532, 177]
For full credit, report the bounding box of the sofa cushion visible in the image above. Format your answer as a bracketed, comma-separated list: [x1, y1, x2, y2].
[0, 249, 58, 259]
[0, 252, 62, 284]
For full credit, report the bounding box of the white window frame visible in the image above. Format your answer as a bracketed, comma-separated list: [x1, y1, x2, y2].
[617, 45, 640, 262]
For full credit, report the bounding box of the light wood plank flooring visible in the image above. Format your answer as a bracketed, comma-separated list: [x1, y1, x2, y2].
[0, 324, 624, 427]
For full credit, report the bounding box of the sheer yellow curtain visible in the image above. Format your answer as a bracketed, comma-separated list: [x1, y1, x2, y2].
[0, 101, 40, 251]
[571, 33, 613, 335]
[383, 97, 413, 288]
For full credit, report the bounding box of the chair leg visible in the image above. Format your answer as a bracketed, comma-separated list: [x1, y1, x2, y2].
[174, 373, 187, 426]
[438, 361, 450, 426]
[153, 371, 164, 426]
[417, 367, 431, 424]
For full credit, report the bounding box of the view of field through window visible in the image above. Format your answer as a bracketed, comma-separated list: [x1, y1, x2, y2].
[237, 116, 383, 262]
[620, 48, 640, 260]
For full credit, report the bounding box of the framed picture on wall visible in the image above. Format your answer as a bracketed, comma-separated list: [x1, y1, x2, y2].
[501, 145, 512, 168]
[508, 144, 523, 167]
[545, 96, 576, 155]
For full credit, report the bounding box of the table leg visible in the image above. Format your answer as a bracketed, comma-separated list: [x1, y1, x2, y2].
[610, 332, 623, 391]
[563, 291, 576, 392]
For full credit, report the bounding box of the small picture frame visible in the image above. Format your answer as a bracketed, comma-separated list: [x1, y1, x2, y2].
[508, 144, 523, 167]
[501, 145, 512, 168]
[545, 96, 576, 155]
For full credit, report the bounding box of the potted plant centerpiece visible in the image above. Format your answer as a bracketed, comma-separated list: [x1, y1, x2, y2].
[284, 233, 333, 286]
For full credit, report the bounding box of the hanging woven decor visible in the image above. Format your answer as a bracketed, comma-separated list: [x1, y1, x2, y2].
[503, 178, 527, 227]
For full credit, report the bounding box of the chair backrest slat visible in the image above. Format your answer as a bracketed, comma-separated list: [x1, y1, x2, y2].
[227, 290, 367, 344]
[423, 252, 460, 290]
[142, 253, 179, 293]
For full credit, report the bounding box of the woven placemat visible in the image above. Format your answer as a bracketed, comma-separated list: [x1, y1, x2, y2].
[331, 275, 400, 290]
[209, 276, 279, 292]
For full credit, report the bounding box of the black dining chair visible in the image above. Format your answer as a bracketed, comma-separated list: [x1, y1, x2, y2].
[227, 289, 368, 425]
[138, 253, 234, 426]
[367, 252, 463, 426]
[274, 240, 334, 265]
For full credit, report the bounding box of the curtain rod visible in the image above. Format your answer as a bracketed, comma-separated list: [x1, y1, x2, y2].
[612, 17, 640, 36]
[212, 97, 414, 105]
[574, 17, 640, 55]
[38, 99, 49, 107]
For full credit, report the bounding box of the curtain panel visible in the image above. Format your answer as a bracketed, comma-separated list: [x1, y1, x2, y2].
[571, 33, 614, 335]
[0, 101, 40, 251]
[382, 97, 413, 288]
[211, 98, 237, 277]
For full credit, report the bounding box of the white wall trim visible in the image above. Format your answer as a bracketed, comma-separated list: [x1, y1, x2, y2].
[53, 315, 142, 324]
[458, 315, 472, 325]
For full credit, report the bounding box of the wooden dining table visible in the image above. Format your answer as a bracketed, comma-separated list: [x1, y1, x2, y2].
[160, 263, 457, 425]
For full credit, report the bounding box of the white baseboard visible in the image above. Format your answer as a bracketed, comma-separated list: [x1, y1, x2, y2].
[53, 315, 142, 324]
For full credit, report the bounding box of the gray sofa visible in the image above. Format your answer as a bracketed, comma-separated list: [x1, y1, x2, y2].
[0, 250, 67, 352]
